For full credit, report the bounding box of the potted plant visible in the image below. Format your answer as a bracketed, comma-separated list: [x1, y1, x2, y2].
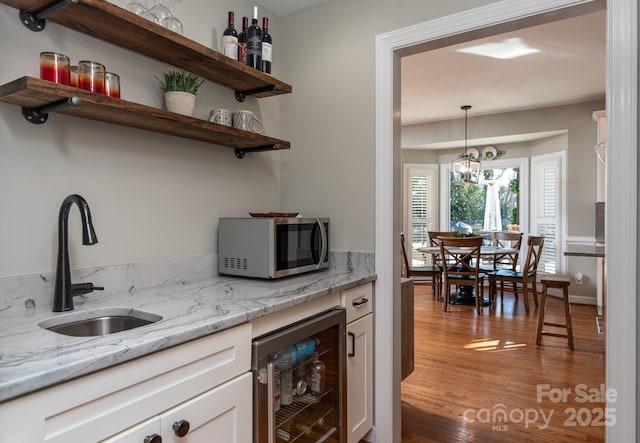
[156, 70, 204, 117]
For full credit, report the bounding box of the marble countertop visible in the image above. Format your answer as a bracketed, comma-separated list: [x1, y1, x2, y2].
[0, 253, 375, 403]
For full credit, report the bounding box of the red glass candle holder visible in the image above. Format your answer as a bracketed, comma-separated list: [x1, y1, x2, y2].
[40, 52, 70, 85]
[69, 65, 78, 87]
[105, 72, 120, 98]
[78, 60, 105, 94]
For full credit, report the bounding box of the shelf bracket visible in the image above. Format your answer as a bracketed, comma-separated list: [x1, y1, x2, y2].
[22, 96, 81, 124]
[235, 144, 282, 159]
[19, 0, 79, 32]
[235, 85, 281, 102]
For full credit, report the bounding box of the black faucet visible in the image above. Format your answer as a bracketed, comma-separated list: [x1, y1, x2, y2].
[53, 194, 103, 312]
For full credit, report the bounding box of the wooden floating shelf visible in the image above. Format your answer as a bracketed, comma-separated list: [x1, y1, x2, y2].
[0, 77, 290, 154]
[0, 0, 292, 98]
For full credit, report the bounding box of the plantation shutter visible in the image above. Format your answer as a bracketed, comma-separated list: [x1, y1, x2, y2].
[405, 165, 438, 265]
[532, 155, 561, 274]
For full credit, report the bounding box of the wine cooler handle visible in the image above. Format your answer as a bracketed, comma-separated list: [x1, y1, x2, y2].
[267, 361, 275, 443]
[315, 218, 328, 269]
[348, 331, 356, 357]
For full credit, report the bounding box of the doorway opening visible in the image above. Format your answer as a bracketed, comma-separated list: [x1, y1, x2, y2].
[375, 1, 636, 442]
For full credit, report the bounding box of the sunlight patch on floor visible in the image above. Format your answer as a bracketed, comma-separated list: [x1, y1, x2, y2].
[463, 338, 527, 352]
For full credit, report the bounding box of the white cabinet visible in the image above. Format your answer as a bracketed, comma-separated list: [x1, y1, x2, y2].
[105, 373, 252, 443]
[341, 282, 374, 443]
[0, 322, 252, 443]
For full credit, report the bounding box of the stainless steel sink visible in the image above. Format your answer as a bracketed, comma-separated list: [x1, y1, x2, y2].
[39, 308, 162, 337]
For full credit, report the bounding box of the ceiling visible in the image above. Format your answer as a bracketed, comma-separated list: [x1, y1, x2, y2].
[257, 0, 327, 17]
[257, 2, 605, 146]
[401, 10, 606, 127]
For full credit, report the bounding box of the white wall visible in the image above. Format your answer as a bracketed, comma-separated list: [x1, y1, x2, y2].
[278, 0, 499, 254]
[0, 0, 283, 277]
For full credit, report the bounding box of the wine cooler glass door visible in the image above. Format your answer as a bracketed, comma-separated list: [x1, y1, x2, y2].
[251, 309, 346, 443]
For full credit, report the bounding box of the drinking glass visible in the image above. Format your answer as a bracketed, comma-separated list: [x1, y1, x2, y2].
[69, 65, 78, 87]
[40, 52, 70, 85]
[125, 0, 161, 24]
[78, 60, 106, 94]
[148, 0, 171, 23]
[105, 72, 121, 98]
[161, 0, 182, 34]
[124, 0, 146, 15]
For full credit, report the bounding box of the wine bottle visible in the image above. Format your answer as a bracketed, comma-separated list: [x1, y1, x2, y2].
[238, 16, 249, 64]
[246, 6, 262, 70]
[262, 16, 272, 74]
[222, 11, 238, 60]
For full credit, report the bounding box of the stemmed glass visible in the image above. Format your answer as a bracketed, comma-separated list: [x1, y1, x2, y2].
[161, 0, 183, 35]
[149, 0, 172, 23]
[125, 0, 161, 24]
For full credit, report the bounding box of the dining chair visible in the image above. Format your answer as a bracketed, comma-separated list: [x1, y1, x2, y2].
[439, 236, 485, 314]
[401, 232, 442, 299]
[488, 235, 545, 314]
[427, 230, 458, 267]
[492, 231, 524, 270]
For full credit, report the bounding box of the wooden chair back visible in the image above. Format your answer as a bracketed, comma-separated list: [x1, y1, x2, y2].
[427, 231, 458, 246]
[522, 235, 545, 278]
[438, 236, 485, 313]
[493, 231, 524, 270]
[400, 232, 411, 278]
[438, 236, 483, 278]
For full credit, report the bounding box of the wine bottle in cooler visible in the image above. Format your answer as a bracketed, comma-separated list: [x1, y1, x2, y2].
[246, 6, 262, 70]
[222, 11, 238, 60]
[238, 16, 248, 64]
[261, 16, 272, 74]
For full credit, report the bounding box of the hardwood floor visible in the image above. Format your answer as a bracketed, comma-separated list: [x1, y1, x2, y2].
[401, 283, 605, 442]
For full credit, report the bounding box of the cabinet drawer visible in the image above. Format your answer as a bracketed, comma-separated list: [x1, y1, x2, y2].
[341, 282, 373, 323]
[160, 372, 252, 443]
[0, 323, 252, 443]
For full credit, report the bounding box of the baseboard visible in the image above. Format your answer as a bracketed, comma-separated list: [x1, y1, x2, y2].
[541, 289, 596, 306]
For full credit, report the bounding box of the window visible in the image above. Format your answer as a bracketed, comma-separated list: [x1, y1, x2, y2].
[403, 164, 438, 266]
[531, 152, 566, 274]
[440, 157, 529, 237]
[449, 167, 520, 232]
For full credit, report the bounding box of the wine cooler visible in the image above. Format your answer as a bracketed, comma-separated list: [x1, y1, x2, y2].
[252, 308, 346, 443]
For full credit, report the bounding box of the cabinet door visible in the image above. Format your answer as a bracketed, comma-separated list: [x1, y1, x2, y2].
[346, 314, 373, 443]
[160, 372, 253, 443]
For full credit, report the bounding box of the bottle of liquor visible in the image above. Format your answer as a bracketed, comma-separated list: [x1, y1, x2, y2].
[238, 16, 249, 64]
[261, 16, 272, 74]
[222, 11, 238, 60]
[309, 353, 325, 394]
[246, 6, 262, 70]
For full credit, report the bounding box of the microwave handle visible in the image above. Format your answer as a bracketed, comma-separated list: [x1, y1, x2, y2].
[315, 218, 328, 268]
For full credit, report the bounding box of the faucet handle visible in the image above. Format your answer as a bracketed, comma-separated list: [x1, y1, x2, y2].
[70, 282, 104, 297]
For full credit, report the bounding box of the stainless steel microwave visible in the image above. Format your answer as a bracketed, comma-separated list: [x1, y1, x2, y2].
[218, 217, 329, 279]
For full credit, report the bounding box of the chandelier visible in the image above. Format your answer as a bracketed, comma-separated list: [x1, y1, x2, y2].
[452, 105, 481, 185]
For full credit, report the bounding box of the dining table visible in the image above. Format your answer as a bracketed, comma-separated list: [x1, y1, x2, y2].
[416, 244, 520, 305]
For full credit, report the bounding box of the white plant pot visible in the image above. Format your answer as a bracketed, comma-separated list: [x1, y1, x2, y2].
[164, 91, 196, 116]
